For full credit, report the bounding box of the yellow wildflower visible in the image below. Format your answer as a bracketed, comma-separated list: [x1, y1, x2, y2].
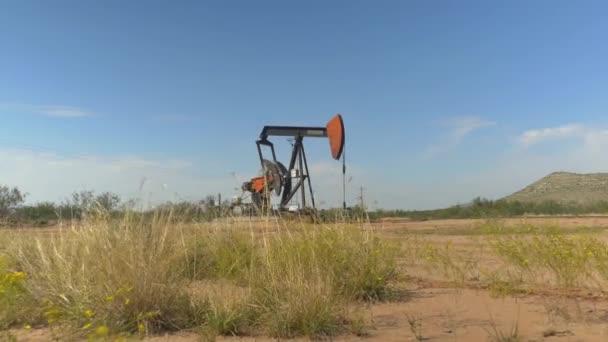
[95, 325, 109, 336]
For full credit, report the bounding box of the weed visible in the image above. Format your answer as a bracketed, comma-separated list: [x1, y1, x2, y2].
[484, 271, 526, 298]
[182, 229, 255, 283]
[484, 308, 521, 342]
[406, 314, 425, 341]
[203, 298, 249, 336]
[421, 241, 479, 284]
[485, 318, 520, 342]
[315, 227, 399, 301]
[1, 331, 17, 342]
[542, 328, 573, 337]
[250, 231, 345, 338]
[248, 224, 398, 337]
[0, 256, 40, 329]
[349, 315, 368, 337]
[488, 228, 608, 288]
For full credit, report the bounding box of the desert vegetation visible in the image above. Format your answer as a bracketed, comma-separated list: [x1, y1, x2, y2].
[5, 180, 608, 340]
[369, 197, 608, 220]
[0, 185, 230, 227]
[0, 205, 398, 341]
[5, 215, 608, 340]
[8, 178, 608, 230]
[410, 221, 608, 293]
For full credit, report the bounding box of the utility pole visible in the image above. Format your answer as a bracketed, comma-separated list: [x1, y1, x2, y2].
[359, 186, 365, 211]
[342, 148, 347, 210]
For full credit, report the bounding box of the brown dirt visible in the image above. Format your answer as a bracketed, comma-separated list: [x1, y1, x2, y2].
[375, 216, 608, 232]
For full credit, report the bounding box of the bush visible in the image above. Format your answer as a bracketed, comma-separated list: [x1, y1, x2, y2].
[0, 186, 26, 223]
[15, 202, 58, 226]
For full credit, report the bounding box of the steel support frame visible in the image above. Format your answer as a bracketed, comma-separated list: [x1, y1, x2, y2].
[256, 136, 316, 211]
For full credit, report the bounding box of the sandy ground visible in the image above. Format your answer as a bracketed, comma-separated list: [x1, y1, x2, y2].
[138, 289, 608, 342]
[10, 216, 608, 341]
[375, 216, 608, 232]
[16, 289, 608, 341]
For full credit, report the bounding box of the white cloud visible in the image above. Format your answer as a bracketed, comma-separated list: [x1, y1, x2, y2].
[297, 122, 608, 210]
[157, 114, 195, 122]
[0, 103, 94, 118]
[7, 117, 608, 212]
[464, 123, 608, 204]
[307, 161, 349, 207]
[376, 121, 608, 210]
[446, 116, 496, 139]
[0, 148, 234, 206]
[0, 147, 360, 210]
[518, 123, 584, 146]
[40, 106, 93, 118]
[422, 116, 496, 159]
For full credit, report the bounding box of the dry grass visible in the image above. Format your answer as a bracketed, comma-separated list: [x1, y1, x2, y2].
[488, 228, 608, 289]
[0, 210, 399, 340]
[11, 209, 204, 338]
[410, 221, 608, 297]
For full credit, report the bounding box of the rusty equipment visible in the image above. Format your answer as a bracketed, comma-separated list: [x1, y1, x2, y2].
[241, 114, 345, 213]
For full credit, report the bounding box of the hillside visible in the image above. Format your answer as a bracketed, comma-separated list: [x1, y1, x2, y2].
[505, 172, 608, 204]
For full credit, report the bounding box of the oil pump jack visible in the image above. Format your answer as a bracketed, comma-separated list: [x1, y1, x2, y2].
[241, 114, 345, 213]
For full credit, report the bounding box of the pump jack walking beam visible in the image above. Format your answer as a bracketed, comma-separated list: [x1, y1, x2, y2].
[252, 114, 345, 212]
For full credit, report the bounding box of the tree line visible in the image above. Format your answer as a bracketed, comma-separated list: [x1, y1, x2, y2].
[5, 182, 608, 226]
[0, 185, 227, 226]
[366, 197, 608, 220]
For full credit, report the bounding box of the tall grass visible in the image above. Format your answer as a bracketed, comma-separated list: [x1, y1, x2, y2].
[412, 223, 608, 294]
[185, 223, 399, 338]
[0, 210, 399, 339]
[250, 226, 398, 337]
[12, 209, 204, 338]
[183, 228, 256, 282]
[419, 224, 608, 292]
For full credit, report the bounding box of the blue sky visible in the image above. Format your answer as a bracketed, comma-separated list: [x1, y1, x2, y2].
[1, 1, 608, 209]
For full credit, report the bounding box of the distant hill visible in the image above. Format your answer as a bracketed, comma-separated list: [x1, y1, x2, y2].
[505, 172, 608, 204]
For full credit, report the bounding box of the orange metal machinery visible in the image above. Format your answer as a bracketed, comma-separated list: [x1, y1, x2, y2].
[241, 114, 345, 212]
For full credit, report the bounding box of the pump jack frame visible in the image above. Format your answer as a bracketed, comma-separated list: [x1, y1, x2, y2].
[256, 125, 329, 211]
